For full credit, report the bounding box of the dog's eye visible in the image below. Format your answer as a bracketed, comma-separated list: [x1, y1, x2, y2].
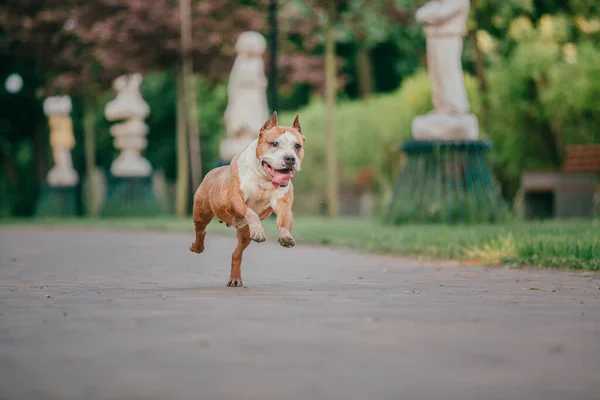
[294, 143, 302, 151]
[270, 141, 278, 148]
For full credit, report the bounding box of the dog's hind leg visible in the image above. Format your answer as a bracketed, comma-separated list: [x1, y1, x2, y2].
[227, 225, 251, 287]
[189, 195, 214, 254]
[189, 216, 213, 254]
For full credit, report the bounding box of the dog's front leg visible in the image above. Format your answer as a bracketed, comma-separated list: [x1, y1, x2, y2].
[273, 201, 295, 248]
[232, 197, 266, 243]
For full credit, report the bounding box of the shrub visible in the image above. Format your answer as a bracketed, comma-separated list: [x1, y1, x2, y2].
[281, 70, 482, 206]
[486, 15, 600, 199]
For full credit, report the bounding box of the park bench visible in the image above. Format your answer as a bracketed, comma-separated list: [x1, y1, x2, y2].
[521, 144, 600, 219]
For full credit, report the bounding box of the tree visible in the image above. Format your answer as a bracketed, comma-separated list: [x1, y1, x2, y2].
[277, 0, 412, 216]
[324, 1, 340, 217]
[278, 0, 411, 98]
[486, 10, 600, 199]
[1, 0, 104, 215]
[2, 0, 268, 216]
[338, 0, 412, 98]
[81, 0, 267, 215]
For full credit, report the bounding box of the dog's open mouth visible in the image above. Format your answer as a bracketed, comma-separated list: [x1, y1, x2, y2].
[262, 161, 295, 187]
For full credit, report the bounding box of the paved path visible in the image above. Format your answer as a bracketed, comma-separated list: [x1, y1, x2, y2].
[0, 227, 599, 400]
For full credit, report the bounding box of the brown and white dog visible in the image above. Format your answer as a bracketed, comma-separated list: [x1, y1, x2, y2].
[189, 111, 305, 287]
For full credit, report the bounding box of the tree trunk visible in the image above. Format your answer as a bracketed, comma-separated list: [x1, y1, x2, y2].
[528, 79, 561, 167]
[83, 100, 97, 216]
[539, 121, 562, 167]
[180, 0, 202, 195]
[268, 0, 279, 113]
[32, 125, 47, 184]
[3, 147, 18, 187]
[356, 43, 373, 99]
[324, 0, 339, 217]
[175, 73, 190, 217]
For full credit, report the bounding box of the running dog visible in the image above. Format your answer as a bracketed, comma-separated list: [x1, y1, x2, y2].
[189, 111, 305, 287]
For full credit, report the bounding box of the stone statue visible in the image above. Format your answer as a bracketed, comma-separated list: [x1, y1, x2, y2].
[220, 31, 269, 162]
[412, 0, 479, 141]
[43, 96, 79, 186]
[105, 73, 152, 177]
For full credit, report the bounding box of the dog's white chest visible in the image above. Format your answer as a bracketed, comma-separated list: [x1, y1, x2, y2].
[238, 164, 265, 202]
[240, 175, 289, 210]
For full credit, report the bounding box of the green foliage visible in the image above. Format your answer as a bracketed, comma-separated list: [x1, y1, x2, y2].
[0, 57, 46, 217]
[486, 14, 600, 197]
[469, 0, 534, 35]
[542, 42, 600, 143]
[282, 71, 481, 196]
[3, 0, 600, 218]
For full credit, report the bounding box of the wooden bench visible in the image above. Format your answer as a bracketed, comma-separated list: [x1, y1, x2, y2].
[521, 145, 600, 219]
[562, 145, 600, 173]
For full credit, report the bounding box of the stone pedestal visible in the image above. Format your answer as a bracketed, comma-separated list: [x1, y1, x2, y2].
[387, 140, 504, 224]
[412, 112, 479, 141]
[100, 174, 164, 217]
[36, 185, 78, 217]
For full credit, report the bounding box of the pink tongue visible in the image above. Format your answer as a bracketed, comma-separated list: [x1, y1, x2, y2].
[272, 171, 292, 186]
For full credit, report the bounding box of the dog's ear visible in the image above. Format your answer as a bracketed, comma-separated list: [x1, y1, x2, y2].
[292, 114, 302, 135]
[292, 113, 305, 142]
[260, 111, 278, 134]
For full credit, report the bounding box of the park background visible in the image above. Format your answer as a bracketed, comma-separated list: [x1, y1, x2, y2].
[1, 0, 599, 270]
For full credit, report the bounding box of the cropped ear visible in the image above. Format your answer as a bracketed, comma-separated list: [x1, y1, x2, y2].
[293, 113, 305, 143]
[259, 111, 278, 134]
[292, 113, 302, 135]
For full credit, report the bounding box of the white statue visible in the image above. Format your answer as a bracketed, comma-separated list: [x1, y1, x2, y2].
[412, 0, 479, 141]
[105, 73, 152, 177]
[43, 96, 79, 186]
[220, 31, 269, 162]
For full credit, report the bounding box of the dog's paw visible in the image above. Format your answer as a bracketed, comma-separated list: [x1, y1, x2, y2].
[278, 231, 296, 248]
[189, 242, 205, 254]
[249, 226, 266, 243]
[227, 278, 245, 288]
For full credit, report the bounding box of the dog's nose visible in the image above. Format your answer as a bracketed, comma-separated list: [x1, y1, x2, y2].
[284, 155, 296, 165]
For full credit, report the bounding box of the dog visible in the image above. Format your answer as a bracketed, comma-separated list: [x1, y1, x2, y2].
[189, 111, 305, 287]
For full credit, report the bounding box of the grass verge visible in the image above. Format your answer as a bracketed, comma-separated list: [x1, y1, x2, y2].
[2, 216, 599, 271]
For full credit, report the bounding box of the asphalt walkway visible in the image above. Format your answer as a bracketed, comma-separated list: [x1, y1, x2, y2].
[0, 227, 598, 400]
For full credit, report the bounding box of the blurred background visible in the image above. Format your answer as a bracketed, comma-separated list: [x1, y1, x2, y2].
[0, 0, 599, 220]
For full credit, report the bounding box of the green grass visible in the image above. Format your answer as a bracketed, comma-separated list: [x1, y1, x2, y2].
[2, 216, 599, 272]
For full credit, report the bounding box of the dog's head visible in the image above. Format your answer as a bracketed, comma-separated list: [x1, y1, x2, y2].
[256, 111, 305, 188]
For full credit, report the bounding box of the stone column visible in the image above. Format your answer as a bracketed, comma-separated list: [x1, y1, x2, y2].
[44, 96, 79, 186]
[104, 73, 152, 177]
[101, 73, 161, 216]
[36, 96, 79, 216]
[220, 31, 269, 163]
